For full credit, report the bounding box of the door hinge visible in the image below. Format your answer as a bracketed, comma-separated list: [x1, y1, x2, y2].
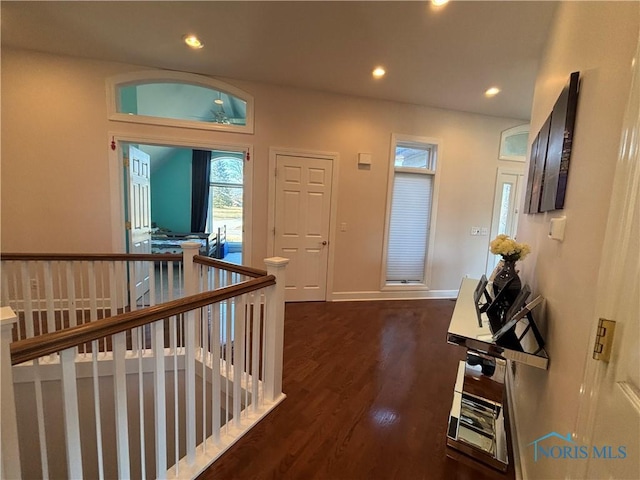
[593, 318, 616, 362]
[274, 167, 277, 178]
[125, 221, 132, 230]
[123, 157, 130, 168]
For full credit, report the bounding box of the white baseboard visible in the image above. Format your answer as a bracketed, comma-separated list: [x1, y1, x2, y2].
[330, 289, 458, 302]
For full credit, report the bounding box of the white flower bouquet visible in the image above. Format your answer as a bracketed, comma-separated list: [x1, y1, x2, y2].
[489, 234, 531, 262]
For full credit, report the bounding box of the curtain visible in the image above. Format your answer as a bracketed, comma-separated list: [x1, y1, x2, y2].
[191, 149, 212, 232]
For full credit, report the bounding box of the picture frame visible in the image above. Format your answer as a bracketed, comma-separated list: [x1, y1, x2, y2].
[524, 71, 580, 214]
[499, 124, 529, 162]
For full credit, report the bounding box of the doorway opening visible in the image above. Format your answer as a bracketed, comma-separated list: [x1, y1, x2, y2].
[119, 140, 251, 266]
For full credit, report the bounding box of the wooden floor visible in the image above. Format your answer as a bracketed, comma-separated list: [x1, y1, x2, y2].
[199, 299, 516, 480]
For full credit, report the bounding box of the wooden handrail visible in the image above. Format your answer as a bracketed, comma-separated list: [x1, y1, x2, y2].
[193, 255, 267, 278]
[10, 275, 276, 365]
[1, 252, 184, 261]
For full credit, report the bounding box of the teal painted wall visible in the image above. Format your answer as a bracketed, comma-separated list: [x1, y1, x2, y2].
[119, 85, 138, 114]
[151, 149, 192, 232]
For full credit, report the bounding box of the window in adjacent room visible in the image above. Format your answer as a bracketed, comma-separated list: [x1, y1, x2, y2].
[383, 135, 440, 288]
[107, 70, 254, 133]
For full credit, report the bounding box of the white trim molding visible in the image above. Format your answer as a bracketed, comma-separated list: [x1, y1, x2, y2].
[380, 133, 443, 291]
[267, 147, 340, 302]
[107, 132, 254, 266]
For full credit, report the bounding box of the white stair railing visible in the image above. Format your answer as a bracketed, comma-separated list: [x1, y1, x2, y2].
[0, 253, 186, 344]
[2, 251, 288, 480]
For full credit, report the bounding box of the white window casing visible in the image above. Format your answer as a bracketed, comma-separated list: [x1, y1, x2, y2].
[382, 134, 441, 290]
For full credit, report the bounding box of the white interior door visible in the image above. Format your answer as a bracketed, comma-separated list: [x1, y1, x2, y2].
[486, 167, 524, 275]
[127, 145, 152, 301]
[274, 154, 333, 302]
[573, 37, 640, 480]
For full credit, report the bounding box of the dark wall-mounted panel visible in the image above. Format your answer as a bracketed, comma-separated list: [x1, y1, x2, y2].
[525, 72, 580, 214]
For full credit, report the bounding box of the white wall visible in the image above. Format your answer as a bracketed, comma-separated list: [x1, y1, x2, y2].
[2, 47, 524, 298]
[512, 2, 639, 478]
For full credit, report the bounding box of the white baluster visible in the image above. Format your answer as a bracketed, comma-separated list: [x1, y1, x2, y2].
[88, 262, 98, 324]
[201, 305, 207, 452]
[92, 341, 105, 480]
[113, 332, 130, 478]
[233, 295, 245, 427]
[167, 261, 174, 301]
[20, 262, 34, 338]
[251, 292, 261, 412]
[211, 301, 221, 444]
[263, 257, 289, 402]
[224, 298, 232, 432]
[43, 262, 56, 335]
[153, 319, 167, 478]
[171, 314, 179, 476]
[60, 348, 83, 479]
[0, 307, 21, 479]
[185, 309, 196, 464]
[66, 262, 78, 329]
[137, 329, 146, 479]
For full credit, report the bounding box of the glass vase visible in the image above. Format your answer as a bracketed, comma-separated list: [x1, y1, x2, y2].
[492, 259, 521, 302]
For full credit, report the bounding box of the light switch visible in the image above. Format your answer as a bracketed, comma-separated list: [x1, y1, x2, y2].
[549, 216, 566, 241]
[358, 153, 372, 165]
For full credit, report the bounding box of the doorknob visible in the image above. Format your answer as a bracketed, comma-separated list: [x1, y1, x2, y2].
[321, 241, 328, 245]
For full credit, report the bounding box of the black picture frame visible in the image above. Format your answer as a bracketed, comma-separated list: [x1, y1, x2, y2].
[524, 71, 580, 214]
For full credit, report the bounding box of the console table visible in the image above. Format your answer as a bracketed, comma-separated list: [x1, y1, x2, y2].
[446, 277, 549, 471]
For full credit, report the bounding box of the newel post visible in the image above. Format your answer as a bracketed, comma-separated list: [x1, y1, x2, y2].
[1, 307, 21, 479]
[181, 242, 202, 296]
[263, 257, 289, 403]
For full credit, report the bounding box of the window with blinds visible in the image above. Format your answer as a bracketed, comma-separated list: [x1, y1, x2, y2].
[385, 138, 438, 285]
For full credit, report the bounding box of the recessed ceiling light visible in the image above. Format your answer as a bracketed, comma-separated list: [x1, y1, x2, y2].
[372, 67, 386, 78]
[183, 34, 204, 49]
[214, 99, 224, 105]
[431, 0, 450, 6]
[485, 87, 501, 97]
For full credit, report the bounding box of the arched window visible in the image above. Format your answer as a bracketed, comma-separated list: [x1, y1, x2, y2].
[207, 155, 244, 247]
[107, 71, 254, 134]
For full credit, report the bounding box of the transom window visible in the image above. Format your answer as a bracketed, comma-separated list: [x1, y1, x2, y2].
[107, 71, 254, 134]
[383, 135, 440, 288]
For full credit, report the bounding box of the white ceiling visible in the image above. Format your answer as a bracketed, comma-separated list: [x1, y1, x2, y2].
[1, 1, 559, 121]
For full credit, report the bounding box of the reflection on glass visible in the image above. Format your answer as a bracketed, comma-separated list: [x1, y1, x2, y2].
[458, 396, 497, 454]
[498, 183, 512, 235]
[394, 145, 434, 169]
[209, 157, 244, 244]
[118, 83, 247, 126]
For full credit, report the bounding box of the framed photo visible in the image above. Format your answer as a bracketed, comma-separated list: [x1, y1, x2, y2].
[499, 124, 529, 162]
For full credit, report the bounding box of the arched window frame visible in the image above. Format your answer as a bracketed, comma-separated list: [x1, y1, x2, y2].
[106, 70, 255, 134]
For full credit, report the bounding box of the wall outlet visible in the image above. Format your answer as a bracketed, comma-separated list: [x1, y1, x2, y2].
[480, 227, 489, 236]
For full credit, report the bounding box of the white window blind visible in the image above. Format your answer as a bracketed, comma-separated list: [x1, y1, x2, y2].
[386, 172, 433, 282]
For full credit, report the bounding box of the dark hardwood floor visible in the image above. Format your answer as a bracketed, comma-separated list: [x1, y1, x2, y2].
[199, 299, 516, 480]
